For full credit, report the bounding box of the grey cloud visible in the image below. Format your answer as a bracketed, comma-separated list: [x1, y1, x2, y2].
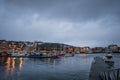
[3, 0, 120, 21]
[0, 0, 120, 47]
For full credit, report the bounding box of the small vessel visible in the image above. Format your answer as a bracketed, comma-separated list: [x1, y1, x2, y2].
[104, 51, 114, 68]
[105, 53, 112, 59]
[56, 53, 65, 57]
[64, 53, 74, 57]
[0, 51, 10, 57]
[10, 52, 27, 57]
[28, 52, 42, 58]
[28, 52, 59, 58]
[104, 51, 114, 64]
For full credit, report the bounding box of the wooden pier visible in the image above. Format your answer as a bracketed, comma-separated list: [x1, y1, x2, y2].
[89, 57, 120, 80]
[99, 68, 120, 80]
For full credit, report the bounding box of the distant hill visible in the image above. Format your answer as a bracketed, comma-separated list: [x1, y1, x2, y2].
[36, 42, 74, 51]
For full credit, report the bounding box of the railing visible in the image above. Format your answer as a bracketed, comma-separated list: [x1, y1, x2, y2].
[99, 68, 120, 80]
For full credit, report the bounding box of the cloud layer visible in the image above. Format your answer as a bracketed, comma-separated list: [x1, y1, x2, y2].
[0, 0, 120, 47]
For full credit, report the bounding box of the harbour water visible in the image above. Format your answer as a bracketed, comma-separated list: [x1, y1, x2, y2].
[0, 54, 120, 80]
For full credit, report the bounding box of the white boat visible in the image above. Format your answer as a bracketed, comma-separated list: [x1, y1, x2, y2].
[64, 53, 74, 57]
[11, 52, 26, 57]
[104, 51, 114, 62]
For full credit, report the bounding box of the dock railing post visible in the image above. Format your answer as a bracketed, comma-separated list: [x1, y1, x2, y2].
[99, 68, 120, 80]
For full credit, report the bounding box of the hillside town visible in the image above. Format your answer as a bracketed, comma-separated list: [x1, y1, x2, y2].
[0, 39, 120, 54]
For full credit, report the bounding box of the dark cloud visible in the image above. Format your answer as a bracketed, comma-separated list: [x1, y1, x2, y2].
[3, 0, 120, 21]
[0, 0, 120, 47]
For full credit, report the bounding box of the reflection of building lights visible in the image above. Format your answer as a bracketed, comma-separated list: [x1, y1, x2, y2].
[11, 57, 16, 75]
[12, 58, 16, 69]
[19, 57, 23, 70]
[5, 57, 11, 76]
[5, 57, 23, 77]
[83, 54, 88, 63]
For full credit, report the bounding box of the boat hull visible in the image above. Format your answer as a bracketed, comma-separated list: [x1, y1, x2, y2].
[0, 52, 10, 57]
[28, 55, 59, 58]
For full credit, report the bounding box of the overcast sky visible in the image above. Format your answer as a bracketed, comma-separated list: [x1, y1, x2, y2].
[0, 0, 120, 47]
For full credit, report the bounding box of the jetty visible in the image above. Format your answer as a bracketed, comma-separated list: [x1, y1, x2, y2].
[89, 57, 120, 80]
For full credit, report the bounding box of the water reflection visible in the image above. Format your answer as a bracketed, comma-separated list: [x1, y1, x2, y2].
[28, 58, 61, 66]
[11, 57, 15, 75]
[0, 54, 119, 80]
[19, 57, 23, 70]
[5, 57, 10, 76]
[0, 57, 23, 78]
[83, 54, 89, 63]
[77, 54, 91, 64]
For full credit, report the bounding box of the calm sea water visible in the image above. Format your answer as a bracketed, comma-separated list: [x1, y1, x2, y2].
[0, 54, 120, 80]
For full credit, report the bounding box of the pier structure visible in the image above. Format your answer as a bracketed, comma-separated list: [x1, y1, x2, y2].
[89, 57, 120, 80]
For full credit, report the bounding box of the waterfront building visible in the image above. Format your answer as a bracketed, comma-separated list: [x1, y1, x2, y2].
[80, 47, 91, 53]
[108, 44, 118, 53]
[66, 47, 74, 53]
[0, 40, 8, 52]
[74, 47, 80, 53]
[33, 41, 44, 49]
[33, 41, 44, 52]
[117, 47, 120, 53]
[93, 47, 105, 53]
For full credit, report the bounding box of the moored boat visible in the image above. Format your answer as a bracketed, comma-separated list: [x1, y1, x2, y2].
[28, 52, 59, 58]
[56, 53, 65, 57]
[10, 52, 28, 57]
[104, 51, 114, 67]
[0, 51, 10, 57]
[64, 53, 74, 57]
